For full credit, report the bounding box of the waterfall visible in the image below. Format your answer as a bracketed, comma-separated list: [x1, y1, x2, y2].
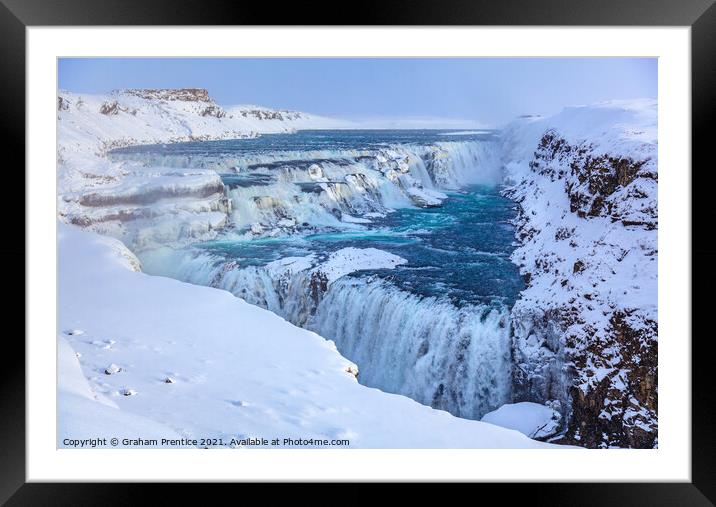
[432, 141, 503, 187]
[140, 247, 514, 420]
[224, 158, 400, 232]
[211, 140, 503, 235]
[309, 278, 513, 419]
[110, 140, 502, 231]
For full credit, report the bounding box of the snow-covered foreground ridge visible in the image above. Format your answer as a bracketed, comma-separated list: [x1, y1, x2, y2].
[500, 99, 657, 448]
[58, 223, 555, 449]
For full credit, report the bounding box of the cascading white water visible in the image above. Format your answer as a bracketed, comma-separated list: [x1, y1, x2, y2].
[308, 278, 513, 419]
[111, 139, 502, 238]
[424, 141, 503, 188]
[225, 158, 399, 232]
[213, 141, 503, 236]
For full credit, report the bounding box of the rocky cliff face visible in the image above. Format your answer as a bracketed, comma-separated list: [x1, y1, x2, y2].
[501, 100, 658, 448]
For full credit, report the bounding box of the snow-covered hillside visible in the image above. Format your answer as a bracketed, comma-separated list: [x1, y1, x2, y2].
[57, 89, 350, 249]
[499, 99, 658, 448]
[57, 222, 556, 449]
[58, 88, 349, 155]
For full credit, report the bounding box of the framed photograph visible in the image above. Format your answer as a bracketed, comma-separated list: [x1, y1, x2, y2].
[6, 0, 715, 500]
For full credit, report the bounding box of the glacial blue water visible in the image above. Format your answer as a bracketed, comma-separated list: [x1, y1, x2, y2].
[111, 129, 499, 159]
[128, 130, 521, 419]
[200, 185, 523, 308]
[119, 129, 520, 307]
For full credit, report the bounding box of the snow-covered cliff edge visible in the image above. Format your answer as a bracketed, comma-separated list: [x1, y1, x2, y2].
[500, 100, 658, 448]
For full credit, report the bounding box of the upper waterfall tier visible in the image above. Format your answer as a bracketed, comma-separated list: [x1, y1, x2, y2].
[57, 87, 502, 251]
[103, 131, 501, 248]
[56, 89, 352, 251]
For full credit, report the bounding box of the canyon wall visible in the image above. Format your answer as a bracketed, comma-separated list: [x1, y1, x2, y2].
[500, 100, 658, 448]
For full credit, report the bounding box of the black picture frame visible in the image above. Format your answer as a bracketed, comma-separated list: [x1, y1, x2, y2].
[4, 0, 714, 502]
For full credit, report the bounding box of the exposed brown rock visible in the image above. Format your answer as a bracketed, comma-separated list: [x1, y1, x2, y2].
[309, 271, 329, 307]
[99, 100, 138, 116]
[556, 311, 657, 448]
[199, 105, 226, 118]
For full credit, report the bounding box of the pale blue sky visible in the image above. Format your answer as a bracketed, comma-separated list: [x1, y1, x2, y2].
[59, 58, 657, 126]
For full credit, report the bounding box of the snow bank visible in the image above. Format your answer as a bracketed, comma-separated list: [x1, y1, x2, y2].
[265, 255, 317, 278]
[226, 104, 354, 132]
[58, 90, 348, 159]
[481, 402, 561, 439]
[500, 99, 657, 165]
[58, 222, 556, 448]
[264, 247, 406, 286]
[316, 247, 407, 285]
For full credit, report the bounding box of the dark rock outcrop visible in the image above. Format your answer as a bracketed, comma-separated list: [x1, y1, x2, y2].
[99, 100, 138, 116]
[531, 129, 657, 229]
[309, 271, 329, 307]
[200, 105, 226, 118]
[119, 88, 212, 102]
[562, 311, 657, 448]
